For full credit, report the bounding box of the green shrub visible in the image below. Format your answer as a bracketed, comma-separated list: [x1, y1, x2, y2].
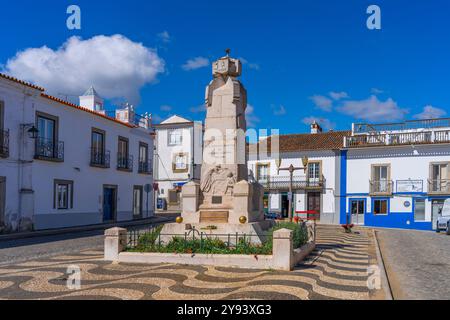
[127, 221, 309, 254]
[266, 222, 309, 249]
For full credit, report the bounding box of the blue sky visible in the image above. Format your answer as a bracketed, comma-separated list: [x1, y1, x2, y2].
[1, 0, 450, 134]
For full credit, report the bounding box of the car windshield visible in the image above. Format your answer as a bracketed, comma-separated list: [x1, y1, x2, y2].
[442, 200, 450, 217]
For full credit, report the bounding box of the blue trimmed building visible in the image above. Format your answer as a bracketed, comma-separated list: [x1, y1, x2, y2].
[341, 119, 450, 231]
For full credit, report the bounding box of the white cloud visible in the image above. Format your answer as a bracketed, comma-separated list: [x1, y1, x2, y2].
[160, 105, 172, 112]
[271, 104, 286, 116]
[329, 91, 348, 100]
[157, 31, 171, 43]
[414, 105, 447, 120]
[246, 104, 260, 128]
[310, 95, 333, 112]
[182, 57, 210, 71]
[3, 35, 165, 105]
[337, 95, 408, 122]
[239, 57, 260, 70]
[302, 116, 336, 131]
[371, 88, 384, 95]
[190, 104, 207, 113]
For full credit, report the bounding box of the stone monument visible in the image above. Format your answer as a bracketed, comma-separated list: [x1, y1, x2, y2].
[161, 51, 273, 243]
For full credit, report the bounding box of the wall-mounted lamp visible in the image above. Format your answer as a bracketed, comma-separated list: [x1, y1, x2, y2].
[20, 124, 39, 140]
[27, 126, 39, 139]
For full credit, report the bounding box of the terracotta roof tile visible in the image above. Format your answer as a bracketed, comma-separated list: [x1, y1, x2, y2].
[41, 93, 137, 128]
[249, 130, 350, 153]
[0, 73, 45, 91]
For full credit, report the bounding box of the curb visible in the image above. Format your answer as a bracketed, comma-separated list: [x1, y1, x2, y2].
[0, 216, 174, 242]
[372, 229, 394, 300]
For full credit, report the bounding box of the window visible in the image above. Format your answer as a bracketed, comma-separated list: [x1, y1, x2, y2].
[117, 137, 131, 170]
[91, 129, 107, 166]
[414, 199, 426, 222]
[430, 163, 449, 192]
[173, 153, 188, 173]
[168, 129, 182, 146]
[36, 112, 59, 159]
[308, 162, 321, 183]
[256, 164, 270, 181]
[138, 142, 150, 173]
[373, 199, 388, 215]
[371, 164, 391, 194]
[54, 180, 73, 210]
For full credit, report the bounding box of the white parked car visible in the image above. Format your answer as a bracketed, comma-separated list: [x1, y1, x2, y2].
[436, 199, 450, 235]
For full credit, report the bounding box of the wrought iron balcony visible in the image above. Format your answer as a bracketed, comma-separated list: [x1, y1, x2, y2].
[35, 138, 64, 161]
[345, 130, 450, 148]
[117, 153, 133, 171]
[369, 180, 393, 195]
[428, 179, 450, 195]
[257, 176, 325, 191]
[138, 160, 152, 174]
[0, 129, 9, 158]
[90, 148, 110, 168]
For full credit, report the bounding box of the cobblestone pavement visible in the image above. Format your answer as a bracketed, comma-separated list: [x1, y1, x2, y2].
[0, 220, 172, 266]
[376, 228, 450, 300]
[0, 225, 383, 300]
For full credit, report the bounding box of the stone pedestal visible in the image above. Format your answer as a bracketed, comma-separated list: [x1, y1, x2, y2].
[104, 227, 127, 261]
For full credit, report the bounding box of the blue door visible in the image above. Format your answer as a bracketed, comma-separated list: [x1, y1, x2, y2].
[103, 187, 116, 222]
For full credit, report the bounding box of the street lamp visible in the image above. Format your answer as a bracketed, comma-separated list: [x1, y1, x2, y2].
[275, 155, 309, 222]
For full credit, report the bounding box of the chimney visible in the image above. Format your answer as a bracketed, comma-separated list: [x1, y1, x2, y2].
[311, 121, 322, 134]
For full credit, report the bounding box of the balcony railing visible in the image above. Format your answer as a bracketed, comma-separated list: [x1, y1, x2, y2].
[117, 153, 133, 171]
[428, 179, 450, 194]
[354, 118, 450, 134]
[90, 148, 110, 168]
[370, 180, 393, 195]
[35, 138, 64, 161]
[0, 129, 9, 158]
[138, 160, 152, 174]
[345, 130, 450, 148]
[257, 176, 325, 191]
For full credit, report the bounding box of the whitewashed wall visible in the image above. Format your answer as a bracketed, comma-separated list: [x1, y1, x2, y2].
[248, 150, 340, 224]
[0, 79, 154, 231]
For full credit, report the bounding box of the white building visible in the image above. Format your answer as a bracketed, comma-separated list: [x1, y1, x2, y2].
[343, 119, 450, 230]
[248, 123, 349, 224]
[0, 73, 154, 232]
[153, 115, 203, 212]
[250, 119, 450, 231]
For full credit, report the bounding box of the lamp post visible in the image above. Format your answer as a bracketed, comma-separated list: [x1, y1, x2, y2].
[275, 156, 309, 222]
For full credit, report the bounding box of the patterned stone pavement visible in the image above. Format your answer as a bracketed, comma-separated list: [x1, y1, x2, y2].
[0, 225, 384, 300]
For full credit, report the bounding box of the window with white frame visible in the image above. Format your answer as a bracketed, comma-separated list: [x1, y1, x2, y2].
[54, 180, 73, 210]
[173, 153, 188, 172]
[257, 164, 270, 181]
[308, 162, 321, 182]
[168, 129, 183, 146]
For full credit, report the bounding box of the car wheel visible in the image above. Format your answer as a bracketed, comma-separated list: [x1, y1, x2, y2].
[446, 223, 450, 236]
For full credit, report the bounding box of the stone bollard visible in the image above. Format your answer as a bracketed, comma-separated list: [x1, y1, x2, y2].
[104, 227, 127, 261]
[272, 228, 294, 271]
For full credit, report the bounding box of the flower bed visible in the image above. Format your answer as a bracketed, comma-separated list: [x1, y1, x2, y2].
[126, 222, 309, 255]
